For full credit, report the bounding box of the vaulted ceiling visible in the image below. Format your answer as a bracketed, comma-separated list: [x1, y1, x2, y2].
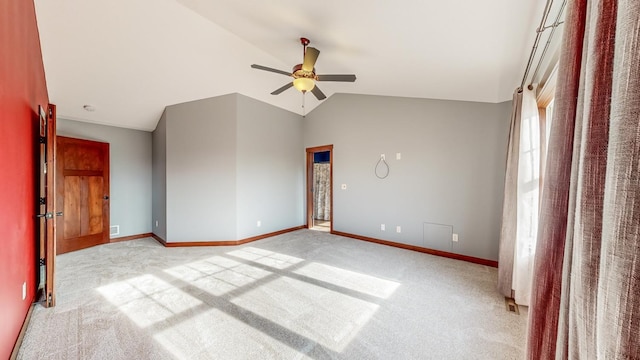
[34, 0, 555, 131]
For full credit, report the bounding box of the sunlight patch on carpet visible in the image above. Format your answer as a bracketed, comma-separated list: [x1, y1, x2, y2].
[96, 274, 201, 328]
[164, 256, 272, 296]
[227, 247, 304, 269]
[231, 276, 379, 352]
[293, 262, 400, 299]
[153, 308, 311, 359]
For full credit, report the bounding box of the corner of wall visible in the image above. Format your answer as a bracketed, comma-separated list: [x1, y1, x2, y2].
[152, 111, 168, 241]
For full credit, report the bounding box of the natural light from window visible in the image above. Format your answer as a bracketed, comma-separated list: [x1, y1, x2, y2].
[230, 275, 379, 352]
[153, 308, 308, 359]
[227, 247, 304, 269]
[96, 246, 400, 357]
[96, 274, 202, 328]
[164, 255, 272, 296]
[293, 262, 400, 299]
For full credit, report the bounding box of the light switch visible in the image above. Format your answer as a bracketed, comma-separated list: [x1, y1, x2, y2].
[341, 184, 347, 190]
[396, 153, 402, 160]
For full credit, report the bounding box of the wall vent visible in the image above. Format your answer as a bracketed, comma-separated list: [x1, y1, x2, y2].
[110, 225, 120, 237]
[505, 297, 520, 315]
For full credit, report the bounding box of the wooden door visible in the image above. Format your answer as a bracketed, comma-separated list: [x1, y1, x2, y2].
[56, 136, 110, 254]
[37, 104, 58, 307]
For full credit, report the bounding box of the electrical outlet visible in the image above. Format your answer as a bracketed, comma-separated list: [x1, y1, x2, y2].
[155, 220, 159, 227]
[341, 184, 347, 190]
[396, 153, 402, 160]
[257, 220, 261, 227]
[381, 224, 385, 231]
[22, 282, 26, 300]
[452, 233, 459, 242]
[396, 226, 401, 233]
[381, 154, 385, 160]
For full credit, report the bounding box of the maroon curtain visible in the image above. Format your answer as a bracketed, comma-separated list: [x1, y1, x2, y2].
[527, 0, 640, 358]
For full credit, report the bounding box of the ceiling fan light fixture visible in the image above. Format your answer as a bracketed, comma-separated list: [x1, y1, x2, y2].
[293, 77, 315, 92]
[252, 38, 355, 100]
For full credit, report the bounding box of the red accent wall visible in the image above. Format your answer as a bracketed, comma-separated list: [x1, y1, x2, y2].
[0, 0, 49, 358]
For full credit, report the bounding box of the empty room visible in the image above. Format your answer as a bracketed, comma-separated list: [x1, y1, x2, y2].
[2, 0, 638, 359]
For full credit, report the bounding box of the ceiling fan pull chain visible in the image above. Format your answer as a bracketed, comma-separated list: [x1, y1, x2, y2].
[302, 92, 306, 117]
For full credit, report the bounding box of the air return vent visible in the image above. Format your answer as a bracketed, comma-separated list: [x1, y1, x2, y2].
[423, 222, 453, 252]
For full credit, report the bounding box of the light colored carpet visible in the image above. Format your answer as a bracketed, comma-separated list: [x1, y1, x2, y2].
[18, 230, 527, 359]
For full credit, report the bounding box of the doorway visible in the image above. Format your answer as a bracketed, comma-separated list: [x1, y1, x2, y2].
[306, 145, 333, 232]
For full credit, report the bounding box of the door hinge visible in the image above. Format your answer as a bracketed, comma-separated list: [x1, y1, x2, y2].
[39, 136, 46, 144]
[47, 293, 53, 307]
[39, 258, 45, 266]
[39, 197, 46, 205]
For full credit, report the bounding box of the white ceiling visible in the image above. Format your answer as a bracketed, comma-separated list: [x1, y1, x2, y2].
[34, 0, 554, 132]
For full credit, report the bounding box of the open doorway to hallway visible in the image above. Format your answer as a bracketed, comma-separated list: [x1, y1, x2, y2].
[306, 145, 332, 232]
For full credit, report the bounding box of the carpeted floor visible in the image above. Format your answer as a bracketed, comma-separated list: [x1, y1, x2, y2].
[18, 230, 527, 359]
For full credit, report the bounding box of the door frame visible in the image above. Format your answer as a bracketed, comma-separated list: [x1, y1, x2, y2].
[306, 145, 333, 232]
[45, 104, 56, 306]
[37, 103, 57, 307]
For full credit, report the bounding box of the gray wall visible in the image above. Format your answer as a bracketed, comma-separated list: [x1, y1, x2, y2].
[156, 94, 305, 242]
[304, 94, 511, 261]
[57, 118, 153, 238]
[153, 91, 509, 259]
[235, 94, 305, 238]
[164, 94, 238, 242]
[152, 111, 167, 240]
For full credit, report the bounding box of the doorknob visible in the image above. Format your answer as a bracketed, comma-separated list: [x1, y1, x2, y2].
[103, 196, 109, 200]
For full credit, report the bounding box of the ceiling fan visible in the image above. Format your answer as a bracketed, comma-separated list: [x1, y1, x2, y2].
[251, 38, 356, 100]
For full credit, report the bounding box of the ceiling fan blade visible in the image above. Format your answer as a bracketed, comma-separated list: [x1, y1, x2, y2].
[302, 47, 320, 72]
[316, 74, 357, 82]
[271, 82, 294, 95]
[251, 64, 292, 77]
[310, 84, 326, 100]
